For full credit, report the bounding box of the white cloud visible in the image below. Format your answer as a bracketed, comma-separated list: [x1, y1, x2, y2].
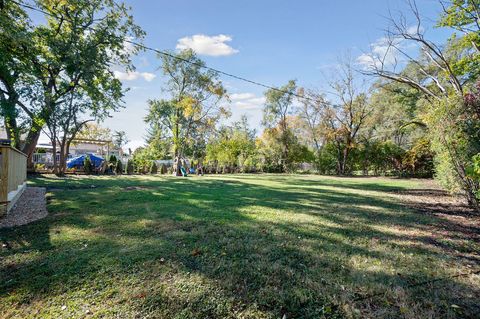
[357, 25, 424, 70]
[176, 34, 239, 56]
[121, 36, 136, 55]
[406, 25, 424, 36]
[230, 93, 256, 101]
[357, 37, 401, 69]
[114, 71, 156, 82]
[230, 93, 265, 110]
[139, 56, 150, 67]
[124, 139, 145, 152]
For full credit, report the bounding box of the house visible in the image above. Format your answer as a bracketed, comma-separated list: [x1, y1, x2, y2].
[0, 128, 129, 168]
[33, 139, 125, 167]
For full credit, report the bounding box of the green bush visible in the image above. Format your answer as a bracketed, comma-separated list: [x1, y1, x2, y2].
[149, 161, 158, 174]
[109, 154, 117, 164]
[34, 163, 46, 171]
[315, 142, 338, 174]
[426, 97, 480, 207]
[115, 160, 123, 175]
[84, 155, 93, 174]
[126, 159, 134, 175]
[160, 164, 167, 174]
[466, 153, 480, 201]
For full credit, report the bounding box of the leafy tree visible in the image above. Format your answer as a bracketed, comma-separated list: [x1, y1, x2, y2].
[262, 80, 297, 171]
[315, 142, 338, 174]
[0, 0, 144, 167]
[437, 0, 480, 81]
[113, 131, 129, 150]
[294, 88, 327, 154]
[323, 59, 372, 175]
[77, 123, 113, 142]
[256, 125, 313, 173]
[205, 118, 258, 172]
[0, 0, 32, 148]
[402, 138, 434, 177]
[363, 0, 480, 209]
[145, 49, 229, 175]
[132, 146, 161, 173]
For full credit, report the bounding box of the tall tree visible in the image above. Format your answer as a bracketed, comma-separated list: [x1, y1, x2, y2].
[363, 0, 480, 209]
[205, 117, 257, 173]
[0, 0, 33, 147]
[113, 131, 129, 150]
[145, 49, 228, 175]
[44, 90, 93, 174]
[262, 80, 297, 171]
[438, 0, 480, 80]
[324, 59, 371, 175]
[295, 88, 327, 153]
[76, 123, 113, 141]
[0, 0, 144, 166]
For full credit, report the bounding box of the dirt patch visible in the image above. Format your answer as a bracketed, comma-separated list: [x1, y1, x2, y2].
[0, 187, 48, 228]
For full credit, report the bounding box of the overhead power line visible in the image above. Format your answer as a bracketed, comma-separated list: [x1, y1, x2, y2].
[11, 0, 321, 104]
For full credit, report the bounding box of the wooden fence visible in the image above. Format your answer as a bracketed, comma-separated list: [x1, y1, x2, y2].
[0, 145, 27, 216]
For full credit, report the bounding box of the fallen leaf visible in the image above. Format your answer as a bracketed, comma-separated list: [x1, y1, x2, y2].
[191, 248, 202, 256]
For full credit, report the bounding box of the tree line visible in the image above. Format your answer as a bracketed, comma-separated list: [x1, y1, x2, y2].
[137, 1, 480, 210]
[1, 0, 479, 211]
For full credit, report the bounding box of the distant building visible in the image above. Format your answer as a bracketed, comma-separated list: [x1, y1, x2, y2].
[34, 139, 125, 167]
[0, 128, 127, 168]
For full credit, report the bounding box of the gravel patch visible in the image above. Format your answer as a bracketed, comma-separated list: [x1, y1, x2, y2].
[0, 187, 47, 228]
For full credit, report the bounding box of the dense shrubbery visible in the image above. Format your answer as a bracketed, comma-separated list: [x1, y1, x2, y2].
[126, 159, 134, 175]
[115, 160, 123, 175]
[149, 161, 158, 174]
[84, 156, 93, 175]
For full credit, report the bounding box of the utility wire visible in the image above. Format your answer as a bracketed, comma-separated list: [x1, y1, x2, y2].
[11, 0, 322, 104]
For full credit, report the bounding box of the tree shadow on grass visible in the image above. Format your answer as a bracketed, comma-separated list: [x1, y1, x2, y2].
[1, 175, 479, 318]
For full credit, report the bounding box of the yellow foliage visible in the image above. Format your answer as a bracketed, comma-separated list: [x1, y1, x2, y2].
[178, 96, 198, 117]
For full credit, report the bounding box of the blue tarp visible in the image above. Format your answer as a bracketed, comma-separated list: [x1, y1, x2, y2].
[67, 153, 104, 169]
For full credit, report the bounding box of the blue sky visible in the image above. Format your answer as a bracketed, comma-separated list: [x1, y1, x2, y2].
[97, 0, 445, 150]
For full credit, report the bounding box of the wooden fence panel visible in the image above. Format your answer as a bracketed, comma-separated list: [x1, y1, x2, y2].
[0, 146, 27, 216]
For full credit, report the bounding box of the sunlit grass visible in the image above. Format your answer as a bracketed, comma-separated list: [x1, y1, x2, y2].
[0, 174, 478, 318]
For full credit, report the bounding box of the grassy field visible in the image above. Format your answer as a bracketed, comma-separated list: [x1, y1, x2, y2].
[1, 174, 479, 318]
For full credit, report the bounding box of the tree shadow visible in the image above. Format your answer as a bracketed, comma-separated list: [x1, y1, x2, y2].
[1, 175, 479, 318]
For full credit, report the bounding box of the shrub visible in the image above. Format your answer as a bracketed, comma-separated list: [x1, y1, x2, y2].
[106, 155, 117, 173]
[160, 164, 167, 174]
[466, 153, 480, 202]
[84, 155, 93, 174]
[34, 163, 46, 171]
[126, 159, 134, 175]
[115, 160, 123, 175]
[149, 161, 158, 174]
[426, 97, 480, 208]
[109, 154, 117, 164]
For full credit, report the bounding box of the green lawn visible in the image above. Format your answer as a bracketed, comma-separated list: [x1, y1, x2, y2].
[1, 174, 479, 318]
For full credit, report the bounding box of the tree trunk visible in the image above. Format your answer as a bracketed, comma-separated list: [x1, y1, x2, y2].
[281, 121, 289, 173]
[21, 126, 42, 169]
[52, 139, 58, 175]
[3, 94, 20, 147]
[57, 140, 66, 177]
